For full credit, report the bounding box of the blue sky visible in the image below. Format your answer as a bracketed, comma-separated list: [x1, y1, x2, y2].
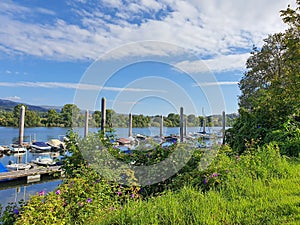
[0, 0, 293, 116]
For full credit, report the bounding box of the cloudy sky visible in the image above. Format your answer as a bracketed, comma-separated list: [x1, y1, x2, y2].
[0, 0, 294, 115]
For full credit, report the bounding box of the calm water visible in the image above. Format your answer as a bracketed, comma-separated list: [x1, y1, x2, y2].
[0, 126, 223, 210]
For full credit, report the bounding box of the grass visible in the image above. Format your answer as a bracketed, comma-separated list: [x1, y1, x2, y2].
[100, 160, 300, 225]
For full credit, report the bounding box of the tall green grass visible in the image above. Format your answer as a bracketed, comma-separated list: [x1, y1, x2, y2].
[101, 165, 300, 225]
[99, 146, 300, 225]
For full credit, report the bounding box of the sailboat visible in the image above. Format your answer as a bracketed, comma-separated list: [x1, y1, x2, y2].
[6, 148, 32, 170]
[197, 108, 210, 138]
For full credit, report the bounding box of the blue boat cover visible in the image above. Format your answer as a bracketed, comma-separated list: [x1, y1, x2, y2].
[0, 162, 9, 173]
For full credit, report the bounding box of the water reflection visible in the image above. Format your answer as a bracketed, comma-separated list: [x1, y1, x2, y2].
[0, 180, 62, 212]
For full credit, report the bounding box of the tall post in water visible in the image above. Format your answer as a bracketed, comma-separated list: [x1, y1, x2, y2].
[202, 117, 206, 134]
[101, 97, 106, 133]
[184, 118, 187, 137]
[19, 105, 25, 145]
[160, 115, 163, 138]
[128, 113, 133, 137]
[222, 111, 226, 144]
[180, 107, 184, 142]
[84, 110, 89, 138]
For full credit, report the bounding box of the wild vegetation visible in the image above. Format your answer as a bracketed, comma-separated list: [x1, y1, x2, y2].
[226, 1, 300, 157]
[0, 1, 299, 225]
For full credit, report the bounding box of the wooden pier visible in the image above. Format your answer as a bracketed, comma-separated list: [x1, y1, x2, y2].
[0, 166, 62, 183]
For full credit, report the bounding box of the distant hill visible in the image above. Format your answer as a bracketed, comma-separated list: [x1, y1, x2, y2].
[40, 105, 62, 112]
[0, 99, 54, 112]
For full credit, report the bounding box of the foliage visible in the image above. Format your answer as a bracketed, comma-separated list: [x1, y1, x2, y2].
[227, 2, 300, 155]
[265, 119, 300, 157]
[98, 144, 299, 225]
[0, 201, 25, 225]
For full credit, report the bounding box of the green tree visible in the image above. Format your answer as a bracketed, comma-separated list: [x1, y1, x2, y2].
[46, 109, 60, 126]
[25, 110, 40, 127]
[60, 104, 81, 127]
[227, 1, 300, 155]
[132, 114, 150, 128]
[165, 113, 180, 127]
[106, 109, 116, 128]
[93, 110, 101, 127]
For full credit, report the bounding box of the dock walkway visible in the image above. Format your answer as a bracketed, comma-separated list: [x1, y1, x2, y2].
[0, 166, 62, 182]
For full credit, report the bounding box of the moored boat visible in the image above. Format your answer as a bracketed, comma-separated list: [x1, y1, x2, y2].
[9, 144, 27, 154]
[31, 156, 56, 166]
[47, 139, 65, 151]
[6, 160, 32, 170]
[30, 141, 52, 152]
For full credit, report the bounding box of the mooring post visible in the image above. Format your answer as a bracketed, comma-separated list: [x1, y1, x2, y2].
[128, 113, 133, 137]
[101, 97, 106, 133]
[203, 117, 206, 134]
[184, 118, 187, 137]
[180, 107, 184, 142]
[19, 105, 25, 145]
[84, 110, 89, 138]
[160, 115, 163, 138]
[222, 111, 226, 144]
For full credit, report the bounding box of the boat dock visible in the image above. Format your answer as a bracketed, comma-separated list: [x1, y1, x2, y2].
[0, 166, 63, 183]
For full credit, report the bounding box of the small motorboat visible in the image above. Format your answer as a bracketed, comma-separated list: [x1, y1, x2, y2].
[6, 160, 32, 170]
[31, 156, 56, 166]
[30, 141, 52, 152]
[9, 144, 27, 154]
[47, 139, 65, 151]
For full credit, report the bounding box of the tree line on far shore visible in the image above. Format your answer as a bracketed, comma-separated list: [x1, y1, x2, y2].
[0, 104, 238, 128]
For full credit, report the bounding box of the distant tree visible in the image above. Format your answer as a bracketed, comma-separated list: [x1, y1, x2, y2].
[46, 109, 60, 126]
[106, 109, 116, 128]
[133, 114, 151, 128]
[60, 104, 81, 127]
[93, 110, 101, 127]
[165, 113, 180, 127]
[25, 110, 40, 127]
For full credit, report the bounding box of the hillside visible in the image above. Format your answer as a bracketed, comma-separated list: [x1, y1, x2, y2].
[0, 99, 51, 112]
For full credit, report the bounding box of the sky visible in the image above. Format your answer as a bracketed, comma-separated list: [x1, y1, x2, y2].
[0, 0, 294, 116]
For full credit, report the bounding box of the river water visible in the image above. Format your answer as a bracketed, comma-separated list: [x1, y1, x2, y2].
[0, 126, 223, 210]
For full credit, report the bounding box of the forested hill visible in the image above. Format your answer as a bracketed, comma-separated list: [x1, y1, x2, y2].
[0, 99, 49, 112]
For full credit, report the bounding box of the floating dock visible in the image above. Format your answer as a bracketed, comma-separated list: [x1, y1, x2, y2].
[0, 166, 62, 183]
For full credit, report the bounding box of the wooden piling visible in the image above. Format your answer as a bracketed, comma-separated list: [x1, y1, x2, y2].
[202, 117, 206, 134]
[180, 107, 184, 142]
[160, 115, 163, 138]
[19, 106, 25, 145]
[128, 113, 133, 137]
[222, 111, 226, 144]
[184, 118, 187, 137]
[101, 97, 106, 133]
[84, 110, 89, 137]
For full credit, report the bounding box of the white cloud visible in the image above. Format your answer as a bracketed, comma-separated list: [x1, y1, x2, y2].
[0, 0, 294, 63]
[0, 81, 163, 92]
[194, 81, 239, 87]
[2, 96, 21, 101]
[175, 53, 250, 73]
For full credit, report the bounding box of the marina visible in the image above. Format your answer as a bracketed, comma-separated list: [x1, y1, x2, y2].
[0, 104, 226, 212]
